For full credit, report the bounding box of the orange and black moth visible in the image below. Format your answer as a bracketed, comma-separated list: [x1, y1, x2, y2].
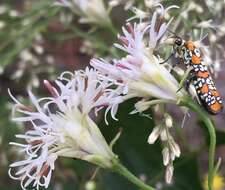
[173, 37, 223, 114]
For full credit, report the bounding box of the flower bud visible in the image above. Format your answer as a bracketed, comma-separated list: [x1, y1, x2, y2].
[165, 164, 174, 184]
[148, 126, 161, 144]
[162, 147, 170, 166]
[160, 129, 168, 141]
[165, 114, 173, 128]
[170, 141, 181, 158]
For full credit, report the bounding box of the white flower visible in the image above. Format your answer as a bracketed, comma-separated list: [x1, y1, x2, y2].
[8, 68, 123, 190]
[147, 113, 180, 184]
[126, 4, 179, 49]
[91, 9, 185, 113]
[149, 4, 179, 49]
[55, 0, 110, 26]
[148, 125, 162, 144]
[9, 149, 57, 190]
[115, 22, 148, 59]
[165, 114, 173, 128]
[165, 164, 174, 184]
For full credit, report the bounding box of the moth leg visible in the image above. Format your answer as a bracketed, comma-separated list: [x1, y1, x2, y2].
[184, 71, 196, 91]
[159, 52, 174, 64]
[177, 68, 196, 93]
[172, 57, 183, 68]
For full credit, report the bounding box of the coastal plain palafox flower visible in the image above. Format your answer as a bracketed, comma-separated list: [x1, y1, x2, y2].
[8, 68, 123, 190]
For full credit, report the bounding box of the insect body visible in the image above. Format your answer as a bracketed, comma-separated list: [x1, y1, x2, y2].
[173, 37, 223, 114]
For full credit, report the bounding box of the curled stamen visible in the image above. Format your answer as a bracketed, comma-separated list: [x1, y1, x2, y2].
[116, 63, 130, 69]
[30, 140, 43, 146]
[84, 77, 88, 91]
[18, 105, 34, 112]
[39, 163, 50, 177]
[118, 35, 129, 46]
[43, 80, 59, 98]
[155, 15, 164, 33]
[126, 23, 135, 38]
[93, 90, 104, 102]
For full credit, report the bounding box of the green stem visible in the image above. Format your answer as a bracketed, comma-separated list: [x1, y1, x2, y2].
[145, 99, 176, 107]
[104, 21, 118, 37]
[112, 159, 155, 190]
[179, 98, 216, 190]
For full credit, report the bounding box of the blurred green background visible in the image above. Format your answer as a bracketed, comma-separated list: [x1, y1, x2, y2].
[1, 0, 225, 190]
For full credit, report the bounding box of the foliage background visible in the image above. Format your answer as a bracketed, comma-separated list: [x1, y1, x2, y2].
[0, 0, 225, 189]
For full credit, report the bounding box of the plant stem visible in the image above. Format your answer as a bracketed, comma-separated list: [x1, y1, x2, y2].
[112, 159, 155, 190]
[179, 98, 216, 190]
[104, 21, 118, 37]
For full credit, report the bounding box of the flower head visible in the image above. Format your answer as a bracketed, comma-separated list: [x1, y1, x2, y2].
[8, 68, 123, 189]
[91, 7, 185, 112]
[55, 0, 110, 26]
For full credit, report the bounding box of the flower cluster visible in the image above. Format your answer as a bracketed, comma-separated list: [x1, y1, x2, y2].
[8, 68, 123, 189]
[148, 114, 180, 183]
[9, 3, 190, 189]
[91, 4, 184, 115]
